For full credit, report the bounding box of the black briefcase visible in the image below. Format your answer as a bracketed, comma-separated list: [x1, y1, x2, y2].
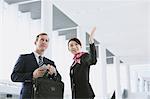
[32, 77, 64, 99]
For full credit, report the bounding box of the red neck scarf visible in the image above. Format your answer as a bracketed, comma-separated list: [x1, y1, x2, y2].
[73, 52, 85, 64]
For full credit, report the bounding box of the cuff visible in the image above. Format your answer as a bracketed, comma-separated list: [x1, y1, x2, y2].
[89, 37, 94, 44]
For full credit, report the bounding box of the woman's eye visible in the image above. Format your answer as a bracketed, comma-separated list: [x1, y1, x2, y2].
[46, 40, 48, 42]
[40, 39, 44, 41]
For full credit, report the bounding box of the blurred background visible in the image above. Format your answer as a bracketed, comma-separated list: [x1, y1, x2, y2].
[0, 0, 150, 99]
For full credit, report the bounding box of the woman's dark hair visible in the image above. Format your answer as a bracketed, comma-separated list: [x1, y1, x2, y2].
[68, 38, 82, 46]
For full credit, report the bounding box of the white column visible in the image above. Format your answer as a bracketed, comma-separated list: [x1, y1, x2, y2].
[126, 64, 131, 92]
[99, 45, 107, 99]
[0, 0, 3, 80]
[132, 71, 139, 92]
[148, 1, 150, 58]
[78, 26, 86, 51]
[139, 77, 144, 92]
[148, 81, 150, 92]
[113, 56, 121, 99]
[145, 80, 148, 92]
[0, 1, 3, 51]
[41, 0, 53, 59]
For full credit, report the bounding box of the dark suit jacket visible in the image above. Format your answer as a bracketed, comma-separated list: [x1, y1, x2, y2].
[11, 52, 61, 99]
[70, 43, 97, 99]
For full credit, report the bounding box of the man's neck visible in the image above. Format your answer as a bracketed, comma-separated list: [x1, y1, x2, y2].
[35, 50, 44, 56]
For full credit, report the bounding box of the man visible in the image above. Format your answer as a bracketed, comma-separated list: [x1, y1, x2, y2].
[11, 33, 62, 99]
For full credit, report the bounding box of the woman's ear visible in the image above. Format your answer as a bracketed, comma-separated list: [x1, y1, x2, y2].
[79, 45, 82, 49]
[68, 47, 71, 51]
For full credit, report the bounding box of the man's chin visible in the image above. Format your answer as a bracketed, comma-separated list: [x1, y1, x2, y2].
[40, 48, 46, 52]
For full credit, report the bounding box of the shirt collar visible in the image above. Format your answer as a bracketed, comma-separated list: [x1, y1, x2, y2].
[33, 51, 44, 58]
[73, 52, 85, 60]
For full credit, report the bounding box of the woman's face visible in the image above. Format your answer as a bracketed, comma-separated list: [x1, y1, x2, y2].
[68, 41, 81, 55]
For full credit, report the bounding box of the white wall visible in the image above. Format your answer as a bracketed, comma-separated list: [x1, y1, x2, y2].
[148, 1, 150, 62]
[0, 0, 150, 99]
[53, 0, 149, 65]
[0, 1, 41, 81]
[107, 64, 130, 96]
[51, 31, 72, 99]
[130, 64, 150, 94]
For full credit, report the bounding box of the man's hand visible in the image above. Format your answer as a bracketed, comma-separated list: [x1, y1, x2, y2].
[47, 64, 57, 76]
[33, 67, 47, 79]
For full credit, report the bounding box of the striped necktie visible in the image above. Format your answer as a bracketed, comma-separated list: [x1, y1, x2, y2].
[38, 56, 43, 66]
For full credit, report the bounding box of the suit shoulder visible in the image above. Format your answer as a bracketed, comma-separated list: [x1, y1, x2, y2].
[82, 52, 89, 57]
[19, 53, 33, 58]
[44, 57, 54, 63]
[20, 53, 31, 56]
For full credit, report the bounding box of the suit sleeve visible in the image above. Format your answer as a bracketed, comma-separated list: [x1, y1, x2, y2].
[84, 43, 97, 66]
[11, 55, 33, 82]
[89, 43, 97, 65]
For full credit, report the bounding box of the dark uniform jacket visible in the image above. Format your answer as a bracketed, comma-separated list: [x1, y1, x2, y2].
[70, 43, 97, 99]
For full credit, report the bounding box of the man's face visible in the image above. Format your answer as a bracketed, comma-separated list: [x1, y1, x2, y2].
[35, 35, 49, 52]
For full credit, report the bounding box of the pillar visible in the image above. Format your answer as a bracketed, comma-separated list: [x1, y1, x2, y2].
[41, 0, 53, 58]
[113, 56, 121, 99]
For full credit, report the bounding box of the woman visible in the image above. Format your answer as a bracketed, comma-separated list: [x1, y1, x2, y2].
[68, 27, 97, 99]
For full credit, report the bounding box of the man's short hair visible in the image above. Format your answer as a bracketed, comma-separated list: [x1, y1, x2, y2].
[36, 33, 48, 41]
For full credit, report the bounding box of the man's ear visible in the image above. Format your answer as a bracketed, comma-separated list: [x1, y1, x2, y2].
[34, 41, 36, 45]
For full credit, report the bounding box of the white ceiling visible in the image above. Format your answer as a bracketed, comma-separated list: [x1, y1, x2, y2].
[53, 0, 150, 65]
